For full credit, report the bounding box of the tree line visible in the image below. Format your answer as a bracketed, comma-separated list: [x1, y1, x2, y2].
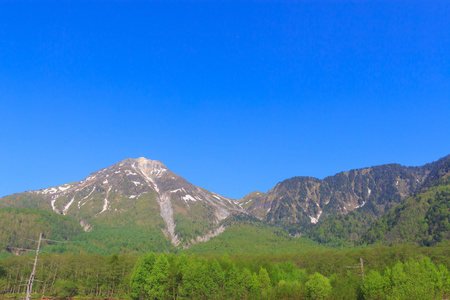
[1, 242, 449, 299]
[130, 253, 450, 299]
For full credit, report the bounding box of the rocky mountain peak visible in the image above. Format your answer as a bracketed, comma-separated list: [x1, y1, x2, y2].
[10, 157, 242, 248]
[132, 158, 168, 179]
[128, 157, 167, 170]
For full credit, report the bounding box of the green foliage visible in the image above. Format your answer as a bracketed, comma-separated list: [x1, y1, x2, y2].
[1, 253, 137, 298]
[0, 263, 6, 291]
[68, 223, 173, 254]
[0, 193, 51, 211]
[130, 253, 156, 300]
[2, 242, 450, 299]
[173, 201, 217, 243]
[0, 207, 83, 255]
[0, 263, 5, 278]
[185, 221, 323, 255]
[329, 271, 362, 300]
[363, 257, 450, 300]
[363, 185, 450, 246]
[53, 280, 78, 298]
[308, 210, 376, 246]
[305, 272, 332, 300]
[363, 270, 389, 300]
[146, 253, 171, 299]
[258, 267, 273, 299]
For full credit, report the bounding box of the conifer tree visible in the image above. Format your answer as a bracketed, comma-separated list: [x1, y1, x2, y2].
[130, 253, 156, 300]
[146, 253, 171, 300]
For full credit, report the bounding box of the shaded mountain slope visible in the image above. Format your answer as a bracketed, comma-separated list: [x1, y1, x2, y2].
[363, 179, 450, 246]
[306, 155, 450, 246]
[241, 155, 450, 245]
[243, 162, 436, 225]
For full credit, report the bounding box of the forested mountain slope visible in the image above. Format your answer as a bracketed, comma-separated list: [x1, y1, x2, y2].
[0, 208, 83, 255]
[363, 180, 450, 246]
[0, 158, 244, 251]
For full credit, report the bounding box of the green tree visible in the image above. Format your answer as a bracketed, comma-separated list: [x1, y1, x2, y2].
[53, 280, 78, 298]
[363, 270, 389, 300]
[305, 272, 332, 300]
[388, 258, 445, 300]
[0, 263, 7, 292]
[225, 263, 243, 299]
[258, 267, 273, 299]
[180, 256, 208, 299]
[240, 268, 260, 300]
[208, 259, 225, 299]
[364, 257, 450, 300]
[275, 279, 305, 300]
[146, 253, 172, 300]
[130, 252, 156, 300]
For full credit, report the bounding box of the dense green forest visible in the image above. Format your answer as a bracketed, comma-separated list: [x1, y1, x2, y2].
[1, 242, 450, 299]
[185, 215, 324, 255]
[363, 185, 450, 246]
[0, 209, 324, 257]
[0, 253, 137, 298]
[0, 208, 83, 256]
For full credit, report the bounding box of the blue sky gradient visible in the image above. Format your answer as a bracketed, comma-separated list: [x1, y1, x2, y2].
[1, 1, 449, 199]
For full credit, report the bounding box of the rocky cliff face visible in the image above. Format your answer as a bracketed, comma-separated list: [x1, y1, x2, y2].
[241, 157, 450, 226]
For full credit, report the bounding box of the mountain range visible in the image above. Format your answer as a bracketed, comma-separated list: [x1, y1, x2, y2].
[1, 154, 449, 254]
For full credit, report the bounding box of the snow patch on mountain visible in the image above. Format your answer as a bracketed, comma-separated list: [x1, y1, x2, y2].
[85, 175, 96, 181]
[51, 198, 58, 213]
[309, 211, 322, 224]
[78, 187, 96, 209]
[63, 197, 76, 215]
[151, 167, 167, 178]
[59, 184, 71, 191]
[182, 194, 197, 202]
[42, 184, 71, 195]
[42, 187, 58, 194]
[355, 201, 366, 209]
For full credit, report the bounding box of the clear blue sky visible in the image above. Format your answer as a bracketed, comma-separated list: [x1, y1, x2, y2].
[1, 1, 449, 199]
